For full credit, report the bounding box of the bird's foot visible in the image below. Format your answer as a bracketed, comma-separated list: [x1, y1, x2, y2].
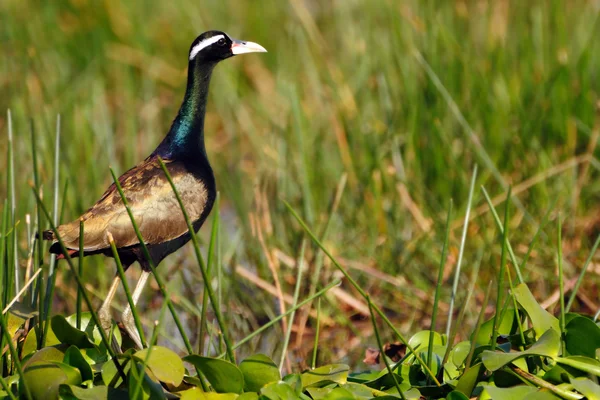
[98, 306, 122, 353]
[122, 308, 145, 350]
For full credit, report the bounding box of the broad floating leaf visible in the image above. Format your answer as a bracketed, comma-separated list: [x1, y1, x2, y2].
[481, 329, 560, 371]
[184, 355, 244, 394]
[408, 330, 445, 348]
[64, 345, 94, 382]
[21, 361, 82, 400]
[128, 361, 165, 400]
[239, 354, 281, 392]
[481, 385, 543, 400]
[513, 284, 560, 337]
[301, 364, 349, 388]
[58, 384, 129, 400]
[65, 312, 122, 349]
[134, 346, 185, 387]
[21, 325, 60, 358]
[260, 381, 300, 400]
[471, 308, 515, 347]
[446, 391, 469, 400]
[23, 345, 67, 369]
[51, 315, 96, 349]
[565, 316, 600, 358]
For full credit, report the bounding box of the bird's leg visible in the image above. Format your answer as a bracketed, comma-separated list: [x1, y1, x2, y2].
[121, 270, 150, 350]
[97, 274, 121, 350]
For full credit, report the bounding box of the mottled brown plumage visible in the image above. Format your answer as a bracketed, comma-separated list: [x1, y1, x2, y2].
[44, 155, 215, 270]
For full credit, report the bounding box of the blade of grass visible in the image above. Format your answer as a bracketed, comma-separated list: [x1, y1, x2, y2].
[367, 296, 406, 400]
[284, 200, 441, 386]
[557, 214, 566, 355]
[491, 187, 511, 351]
[30, 120, 45, 350]
[465, 280, 493, 370]
[40, 116, 63, 347]
[279, 239, 305, 373]
[107, 232, 146, 348]
[0, 202, 8, 311]
[199, 194, 220, 356]
[77, 219, 84, 329]
[428, 199, 452, 375]
[7, 110, 18, 297]
[31, 188, 126, 381]
[442, 249, 482, 368]
[42, 114, 62, 343]
[566, 233, 600, 313]
[311, 297, 321, 369]
[154, 159, 234, 362]
[109, 168, 197, 358]
[481, 187, 524, 283]
[446, 165, 477, 337]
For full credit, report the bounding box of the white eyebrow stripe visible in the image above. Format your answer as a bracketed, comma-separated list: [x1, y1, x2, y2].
[189, 35, 225, 60]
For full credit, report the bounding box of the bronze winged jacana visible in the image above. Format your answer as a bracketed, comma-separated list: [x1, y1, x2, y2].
[43, 31, 266, 350]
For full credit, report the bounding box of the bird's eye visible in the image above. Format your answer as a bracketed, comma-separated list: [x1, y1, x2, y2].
[217, 38, 226, 46]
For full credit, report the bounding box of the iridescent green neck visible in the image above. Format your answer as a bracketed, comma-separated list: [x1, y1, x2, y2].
[154, 61, 216, 160]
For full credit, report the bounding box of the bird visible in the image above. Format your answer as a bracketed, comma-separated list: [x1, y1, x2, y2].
[43, 30, 266, 350]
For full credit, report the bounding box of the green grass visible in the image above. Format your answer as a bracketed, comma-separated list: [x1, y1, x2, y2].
[2, 0, 600, 368]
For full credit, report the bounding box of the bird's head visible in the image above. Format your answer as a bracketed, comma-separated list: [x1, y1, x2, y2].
[188, 30, 266, 64]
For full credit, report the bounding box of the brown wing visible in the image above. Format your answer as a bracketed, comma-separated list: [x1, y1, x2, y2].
[50, 156, 209, 252]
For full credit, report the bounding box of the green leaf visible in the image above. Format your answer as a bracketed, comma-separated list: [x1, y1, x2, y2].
[237, 393, 258, 400]
[184, 355, 244, 394]
[543, 364, 580, 384]
[239, 354, 281, 392]
[481, 329, 560, 371]
[101, 356, 131, 387]
[23, 345, 68, 369]
[65, 312, 122, 350]
[21, 361, 81, 400]
[322, 387, 356, 399]
[481, 385, 538, 400]
[301, 364, 349, 388]
[51, 315, 97, 349]
[513, 284, 560, 337]
[446, 391, 469, 400]
[450, 341, 471, 368]
[179, 387, 239, 399]
[408, 330, 444, 348]
[305, 387, 331, 400]
[58, 384, 129, 400]
[128, 362, 165, 400]
[63, 345, 94, 382]
[260, 381, 301, 400]
[556, 356, 600, 377]
[565, 316, 600, 358]
[471, 308, 515, 347]
[342, 382, 389, 398]
[21, 325, 60, 358]
[569, 377, 600, 399]
[134, 346, 185, 387]
[282, 373, 303, 395]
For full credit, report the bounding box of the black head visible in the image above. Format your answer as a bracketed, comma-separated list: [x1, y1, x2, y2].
[188, 30, 266, 64]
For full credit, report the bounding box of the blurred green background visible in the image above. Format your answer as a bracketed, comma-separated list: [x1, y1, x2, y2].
[1, 0, 600, 367]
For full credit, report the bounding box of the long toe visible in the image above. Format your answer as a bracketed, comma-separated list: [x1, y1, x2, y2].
[122, 310, 145, 350]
